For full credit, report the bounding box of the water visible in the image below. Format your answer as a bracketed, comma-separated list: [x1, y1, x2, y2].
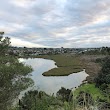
[19, 58, 88, 95]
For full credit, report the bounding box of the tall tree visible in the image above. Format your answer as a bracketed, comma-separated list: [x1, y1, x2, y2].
[0, 32, 11, 55]
[0, 32, 33, 110]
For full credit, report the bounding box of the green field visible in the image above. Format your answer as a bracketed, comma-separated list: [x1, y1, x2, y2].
[36, 54, 83, 76]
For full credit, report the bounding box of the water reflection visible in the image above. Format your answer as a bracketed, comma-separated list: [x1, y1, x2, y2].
[19, 58, 88, 95]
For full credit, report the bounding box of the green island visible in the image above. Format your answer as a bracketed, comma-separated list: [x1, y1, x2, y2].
[36, 54, 83, 76]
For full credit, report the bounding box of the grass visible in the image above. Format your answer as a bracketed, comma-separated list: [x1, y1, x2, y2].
[36, 54, 83, 76]
[43, 67, 82, 76]
[74, 83, 106, 101]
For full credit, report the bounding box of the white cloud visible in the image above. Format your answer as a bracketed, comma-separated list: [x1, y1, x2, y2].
[0, 0, 110, 47]
[11, 37, 46, 47]
[0, 23, 25, 34]
[10, 0, 36, 8]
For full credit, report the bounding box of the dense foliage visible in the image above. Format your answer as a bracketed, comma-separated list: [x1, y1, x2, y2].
[57, 87, 71, 102]
[13, 90, 63, 110]
[0, 33, 33, 110]
[12, 88, 110, 110]
[0, 32, 11, 55]
[95, 57, 110, 86]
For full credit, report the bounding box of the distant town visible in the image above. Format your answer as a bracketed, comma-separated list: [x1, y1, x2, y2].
[8, 46, 109, 56]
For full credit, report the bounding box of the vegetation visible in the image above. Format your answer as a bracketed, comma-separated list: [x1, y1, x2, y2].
[94, 57, 110, 104]
[35, 55, 83, 76]
[0, 32, 11, 55]
[74, 84, 105, 101]
[11, 87, 110, 110]
[95, 57, 110, 86]
[57, 87, 71, 102]
[0, 33, 33, 110]
[11, 90, 64, 110]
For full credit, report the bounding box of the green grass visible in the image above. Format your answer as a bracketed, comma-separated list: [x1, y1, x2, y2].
[36, 54, 83, 76]
[43, 67, 82, 76]
[74, 84, 106, 101]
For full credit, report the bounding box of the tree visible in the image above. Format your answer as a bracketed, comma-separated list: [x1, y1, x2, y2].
[0, 33, 33, 110]
[0, 32, 11, 55]
[95, 57, 110, 86]
[0, 56, 33, 110]
[57, 87, 71, 102]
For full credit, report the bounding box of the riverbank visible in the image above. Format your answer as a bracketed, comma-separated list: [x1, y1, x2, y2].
[35, 54, 83, 76]
[35, 54, 104, 82]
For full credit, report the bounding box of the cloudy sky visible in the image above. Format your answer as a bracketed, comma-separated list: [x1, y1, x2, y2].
[0, 0, 110, 48]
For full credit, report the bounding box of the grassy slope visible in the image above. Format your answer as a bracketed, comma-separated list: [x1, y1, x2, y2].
[36, 54, 83, 76]
[74, 84, 106, 101]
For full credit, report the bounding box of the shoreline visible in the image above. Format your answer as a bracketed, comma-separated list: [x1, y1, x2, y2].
[36, 54, 103, 83]
[36, 54, 84, 76]
[20, 54, 104, 82]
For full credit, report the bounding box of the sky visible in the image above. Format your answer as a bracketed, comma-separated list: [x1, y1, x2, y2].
[0, 0, 110, 48]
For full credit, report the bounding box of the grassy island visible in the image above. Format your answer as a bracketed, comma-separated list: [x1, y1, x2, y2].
[36, 54, 83, 76]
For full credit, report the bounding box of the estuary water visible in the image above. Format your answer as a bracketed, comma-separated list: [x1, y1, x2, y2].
[19, 58, 88, 95]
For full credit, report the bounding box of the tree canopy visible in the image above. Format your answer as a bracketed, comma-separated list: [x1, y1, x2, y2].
[0, 32, 33, 110]
[0, 32, 11, 55]
[95, 57, 110, 86]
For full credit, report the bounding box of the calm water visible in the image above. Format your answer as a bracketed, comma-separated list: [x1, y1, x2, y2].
[19, 58, 88, 95]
